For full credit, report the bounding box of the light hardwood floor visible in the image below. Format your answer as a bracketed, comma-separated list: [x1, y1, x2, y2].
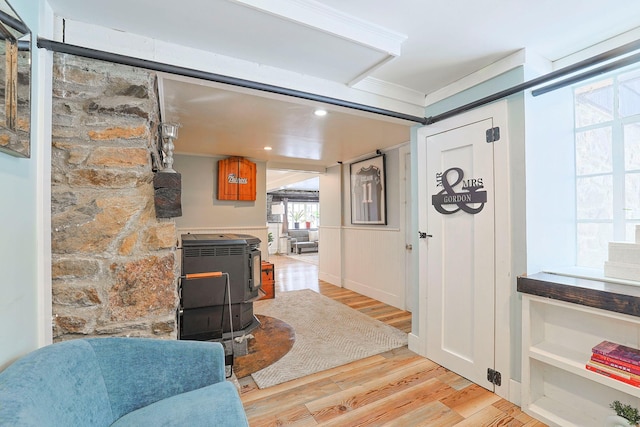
[239, 254, 546, 426]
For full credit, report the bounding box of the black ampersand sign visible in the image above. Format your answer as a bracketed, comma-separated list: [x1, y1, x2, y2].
[432, 167, 487, 215]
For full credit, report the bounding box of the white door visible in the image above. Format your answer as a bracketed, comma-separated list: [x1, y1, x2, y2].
[420, 116, 498, 390]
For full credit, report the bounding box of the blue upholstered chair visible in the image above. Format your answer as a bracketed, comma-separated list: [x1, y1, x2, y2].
[0, 337, 249, 426]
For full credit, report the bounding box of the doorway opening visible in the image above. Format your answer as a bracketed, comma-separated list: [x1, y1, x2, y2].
[267, 170, 320, 267]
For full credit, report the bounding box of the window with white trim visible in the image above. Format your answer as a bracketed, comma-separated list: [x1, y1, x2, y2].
[574, 67, 640, 268]
[287, 202, 319, 230]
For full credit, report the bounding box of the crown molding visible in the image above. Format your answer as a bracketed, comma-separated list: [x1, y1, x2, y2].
[352, 76, 425, 107]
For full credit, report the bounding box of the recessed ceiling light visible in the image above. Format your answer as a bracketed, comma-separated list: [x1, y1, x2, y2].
[264, 146, 272, 151]
[314, 109, 327, 117]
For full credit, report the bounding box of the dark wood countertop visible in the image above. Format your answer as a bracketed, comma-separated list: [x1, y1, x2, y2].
[517, 272, 640, 317]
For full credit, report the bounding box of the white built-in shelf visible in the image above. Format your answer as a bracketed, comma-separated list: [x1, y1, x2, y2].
[530, 342, 640, 397]
[520, 273, 640, 426]
[529, 396, 597, 427]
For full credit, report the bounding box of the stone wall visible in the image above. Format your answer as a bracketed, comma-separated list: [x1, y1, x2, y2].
[51, 53, 179, 341]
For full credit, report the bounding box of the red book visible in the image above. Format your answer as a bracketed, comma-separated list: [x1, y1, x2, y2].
[586, 363, 640, 387]
[592, 341, 640, 367]
[592, 353, 640, 376]
[589, 359, 640, 381]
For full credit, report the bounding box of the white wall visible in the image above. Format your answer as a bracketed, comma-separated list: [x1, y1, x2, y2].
[525, 87, 576, 273]
[318, 164, 342, 285]
[0, 144, 39, 369]
[0, 0, 52, 369]
[337, 147, 409, 309]
[342, 227, 405, 307]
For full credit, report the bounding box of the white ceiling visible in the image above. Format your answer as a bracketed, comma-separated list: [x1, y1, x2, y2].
[159, 75, 412, 171]
[44, 0, 640, 187]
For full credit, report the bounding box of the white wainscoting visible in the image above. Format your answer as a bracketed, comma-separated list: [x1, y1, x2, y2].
[177, 226, 270, 259]
[318, 226, 342, 285]
[342, 227, 405, 309]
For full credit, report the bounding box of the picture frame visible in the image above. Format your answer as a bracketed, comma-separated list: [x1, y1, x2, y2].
[350, 154, 386, 225]
[0, 0, 31, 158]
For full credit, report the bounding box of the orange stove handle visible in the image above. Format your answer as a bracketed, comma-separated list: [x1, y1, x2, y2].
[183, 271, 224, 280]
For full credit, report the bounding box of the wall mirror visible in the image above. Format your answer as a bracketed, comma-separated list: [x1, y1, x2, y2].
[0, 0, 30, 158]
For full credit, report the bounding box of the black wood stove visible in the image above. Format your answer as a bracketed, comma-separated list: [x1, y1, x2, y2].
[178, 233, 262, 341]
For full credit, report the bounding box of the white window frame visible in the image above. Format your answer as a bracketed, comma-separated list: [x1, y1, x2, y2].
[574, 67, 640, 268]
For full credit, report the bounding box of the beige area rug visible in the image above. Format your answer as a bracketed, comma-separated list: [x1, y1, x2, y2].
[251, 289, 408, 389]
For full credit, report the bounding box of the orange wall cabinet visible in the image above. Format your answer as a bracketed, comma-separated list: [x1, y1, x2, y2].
[217, 156, 257, 201]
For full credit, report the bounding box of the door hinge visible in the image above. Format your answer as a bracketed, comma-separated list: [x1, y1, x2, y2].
[486, 127, 500, 143]
[487, 368, 502, 386]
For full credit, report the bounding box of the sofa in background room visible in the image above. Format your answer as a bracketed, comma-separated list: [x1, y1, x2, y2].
[288, 228, 319, 254]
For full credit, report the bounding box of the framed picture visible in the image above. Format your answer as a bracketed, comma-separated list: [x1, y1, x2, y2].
[350, 154, 386, 225]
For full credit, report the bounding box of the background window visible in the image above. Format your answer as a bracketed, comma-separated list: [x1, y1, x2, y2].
[287, 202, 319, 229]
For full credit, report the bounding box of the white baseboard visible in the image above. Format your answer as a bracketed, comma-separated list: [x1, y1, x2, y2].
[509, 379, 521, 406]
[318, 271, 341, 286]
[344, 279, 402, 309]
[408, 333, 425, 356]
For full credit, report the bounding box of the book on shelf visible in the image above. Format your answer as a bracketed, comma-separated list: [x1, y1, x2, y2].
[592, 341, 640, 367]
[588, 359, 640, 381]
[585, 363, 640, 387]
[592, 353, 640, 376]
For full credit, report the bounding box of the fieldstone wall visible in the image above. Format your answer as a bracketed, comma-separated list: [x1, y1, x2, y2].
[51, 53, 179, 341]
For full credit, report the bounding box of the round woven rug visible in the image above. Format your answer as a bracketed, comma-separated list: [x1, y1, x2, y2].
[233, 314, 295, 378]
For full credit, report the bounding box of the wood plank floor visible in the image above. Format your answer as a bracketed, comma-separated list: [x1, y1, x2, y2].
[239, 254, 546, 426]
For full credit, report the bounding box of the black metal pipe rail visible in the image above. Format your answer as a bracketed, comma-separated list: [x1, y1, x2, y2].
[37, 38, 428, 125]
[37, 37, 640, 127]
[425, 39, 640, 125]
[531, 51, 640, 96]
